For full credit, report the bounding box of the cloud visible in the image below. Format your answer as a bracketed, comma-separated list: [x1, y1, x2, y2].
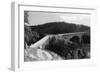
[59, 15, 90, 26]
[60, 15, 82, 21]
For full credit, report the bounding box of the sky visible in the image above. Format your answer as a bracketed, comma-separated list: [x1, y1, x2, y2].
[27, 11, 90, 26]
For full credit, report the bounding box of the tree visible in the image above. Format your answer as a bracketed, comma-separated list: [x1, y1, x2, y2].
[24, 25, 40, 47]
[24, 11, 29, 24]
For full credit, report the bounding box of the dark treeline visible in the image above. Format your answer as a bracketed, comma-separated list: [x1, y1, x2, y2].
[44, 35, 90, 59]
[30, 22, 90, 35]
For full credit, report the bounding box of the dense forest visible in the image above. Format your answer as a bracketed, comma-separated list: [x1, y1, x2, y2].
[30, 22, 90, 34]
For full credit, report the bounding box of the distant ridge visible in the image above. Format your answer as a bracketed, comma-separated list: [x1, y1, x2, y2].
[30, 22, 90, 35]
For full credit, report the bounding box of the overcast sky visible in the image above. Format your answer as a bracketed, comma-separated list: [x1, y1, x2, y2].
[27, 11, 90, 26]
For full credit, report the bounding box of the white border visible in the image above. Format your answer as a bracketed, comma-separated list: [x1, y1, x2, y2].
[11, 2, 97, 71]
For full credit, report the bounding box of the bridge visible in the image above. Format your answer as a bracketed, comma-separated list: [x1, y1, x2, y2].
[30, 31, 89, 49]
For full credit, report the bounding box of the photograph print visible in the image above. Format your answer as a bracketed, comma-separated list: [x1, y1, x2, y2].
[24, 11, 90, 62]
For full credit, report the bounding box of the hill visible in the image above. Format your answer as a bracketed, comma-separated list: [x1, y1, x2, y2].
[30, 22, 90, 35]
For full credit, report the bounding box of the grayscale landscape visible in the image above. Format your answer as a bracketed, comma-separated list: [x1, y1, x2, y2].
[24, 11, 90, 62]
